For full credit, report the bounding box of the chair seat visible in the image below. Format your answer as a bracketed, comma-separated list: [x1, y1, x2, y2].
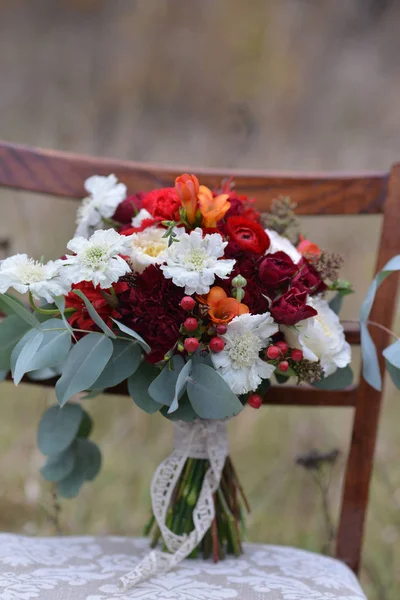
[0, 534, 366, 599]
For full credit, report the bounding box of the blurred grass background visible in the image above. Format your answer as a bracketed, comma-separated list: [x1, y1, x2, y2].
[0, 1, 400, 598]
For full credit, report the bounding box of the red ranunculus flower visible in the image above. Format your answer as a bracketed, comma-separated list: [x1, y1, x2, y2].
[120, 218, 159, 236]
[293, 258, 327, 296]
[142, 187, 181, 221]
[65, 281, 128, 332]
[226, 217, 270, 254]
[117, 265, 186, 364]
[258, 251, 298, 292]
[113, 193, 145, 225]
[270, 287, 317, 325]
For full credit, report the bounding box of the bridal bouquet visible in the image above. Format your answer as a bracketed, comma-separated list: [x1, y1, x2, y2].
[0, 173, 356, 587]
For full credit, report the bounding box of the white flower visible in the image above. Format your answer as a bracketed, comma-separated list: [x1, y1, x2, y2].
[62, 229, 132, 289]
[211, 312, 278, 394]
[265, 229, 301, 263]
[131, 208, 152, 228]
[281, 295, 351, 376]
[0, 254, 69, 302]
[129, 226, 170, 273]
[161, 228, 235, 295]
[75, 174, 127, 238]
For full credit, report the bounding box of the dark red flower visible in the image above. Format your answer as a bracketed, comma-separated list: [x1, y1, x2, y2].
[142, 187, 181, 221]
[117, 265, 186, 364]
[226, 217, 270, 254]
[270, 288, 317, 325]
[120, 218, 159, 236]
[258, 251, 297, 292]
[113, 193, 145, 225]
[223, 190, 260, 222]
[292, 258, 327, 296]
[65, 281, 128, 332]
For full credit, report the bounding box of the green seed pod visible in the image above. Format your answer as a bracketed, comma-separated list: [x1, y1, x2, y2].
[232, 274, 247, 288]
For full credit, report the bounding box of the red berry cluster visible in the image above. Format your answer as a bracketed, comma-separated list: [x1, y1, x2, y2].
[265, 341, 303, 372]
[179, 296, 226, 355]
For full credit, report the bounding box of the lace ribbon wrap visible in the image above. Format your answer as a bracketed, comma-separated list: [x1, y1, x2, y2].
[119, 419, 229, 590]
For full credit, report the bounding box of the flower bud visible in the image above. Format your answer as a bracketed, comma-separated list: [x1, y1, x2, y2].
[232, 287, 245, 302]
[232, 274, 247, 288]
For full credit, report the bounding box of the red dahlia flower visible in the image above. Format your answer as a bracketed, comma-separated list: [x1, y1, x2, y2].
[226, 217, 270, 255]
[142, 187, 181, 221]
[65, 281, 128, 332]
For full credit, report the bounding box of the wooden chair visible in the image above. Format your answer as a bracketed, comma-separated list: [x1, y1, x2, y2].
[0, 140, 399, 592]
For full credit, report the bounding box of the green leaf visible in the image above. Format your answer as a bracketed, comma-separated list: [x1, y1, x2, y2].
[0, 370, 7, 381]
[56, 333, 113, 406]
[383, 339, 400, 389]
[38, 404, 83, 455]
[40, 446, 76, 482]
[77, 410, 93, 438]
[27, 319, 71, 372]
[27, 367, 59, 381]
[187, 363, 243, 419]
[0, 315, 30, 370]
[0, 293, 41, 328]
[0, 292, 27, 316]
[73, 289, 116, 339]
[168, 359, 192, 414]
[11, 328, 44, 385]
[128, 361, 161, 414]
[92, 339, 142, 390]
[53, 295, 75, 338]
[329, 293, 343, 315]
[148, 355, 185, 406]
[111, 319, 151, 354]
[312, 365, 354, 390]
[161, 392, 197, 422]
[56, 439, 102, 498]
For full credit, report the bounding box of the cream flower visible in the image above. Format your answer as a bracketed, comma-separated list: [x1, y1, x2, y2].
[62, 229, 132, 289]
[75, 174, 127, 238]
[265, 229, 301, 263]
[281, 295, 351, 376]
[129, 227, 169, 273]
[131, 208, 152, 228]
[0, 254, 69, 302]
[211, 312, 278, 395]
[160, 228, 235, 295]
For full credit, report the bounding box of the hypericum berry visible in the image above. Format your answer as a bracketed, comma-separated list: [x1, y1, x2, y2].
[216, 324, 227, 335]
[276, 341, 289, 355]
[247, 394, 263, 409]
[209, 336, 225, 353]
[291, 348, 303, 362]
[183, 317, 198, 332]
[266, 345, 281, 360]
[184, 337, 199, 353]
[180, 296, 196, 311]
[278, 360, 289, 372]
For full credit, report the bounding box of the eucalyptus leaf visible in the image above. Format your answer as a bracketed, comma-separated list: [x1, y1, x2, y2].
[92, 338, 142, 390]
[54, 295, 75, 338]
[128, 361, 161, 414]
[74, 289, 116, 338]
[0, 315, 30, 371]
[383, 339, 400, 389]
[27, 319, 71, 372]
[312, 365, 354, 390]
[0, 370, 7, 381]
[111, 319, 151, 354]
[56, 438, 102, 498]
[168, 359, 192, 414]
[38, 404, 83, 456]
[11, 328, 44, 385]
[148, 355, 185, 406]
[0, 292, 27, 316]
[56, 333, 113, 406]
[161, 392, 197, 422]
[27, 367, 59, 381]
[0, 293, 41, 328]
[187, 363, 243, 419]
[77, 410, 93, 438]
[40, 446, 76, 482]
[329, 293, 343, 315]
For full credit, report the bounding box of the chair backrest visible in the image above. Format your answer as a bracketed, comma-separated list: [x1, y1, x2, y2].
[1, 140, 399, 574]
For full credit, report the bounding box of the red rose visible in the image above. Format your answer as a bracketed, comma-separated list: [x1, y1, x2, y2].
[65, 281, 127, 332]
[113, 193, 145, 225]
[226, 217, 270, 254]
[117, 265, 186, 364]
[142, 187, 181, 221]
[258, 251, 297, 291]
[270, 288, 318, 325]
[293, 258, 327, 296]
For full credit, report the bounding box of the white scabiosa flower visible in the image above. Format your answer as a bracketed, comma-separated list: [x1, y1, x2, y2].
[161, 228, 235, 295]
[281, 295, 351, 376]
[0, 254, 69, 302]
[265, 229, 301, 263]
[129, 227, 170, 273]
[62, 229, 132, 289]
[131, 208, 152, 228]
[211, 312, 279, 395]
[75, 174, 127, 238]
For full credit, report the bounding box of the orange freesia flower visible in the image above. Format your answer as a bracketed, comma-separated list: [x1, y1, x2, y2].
[206, 286, 249, 324]
[297, 235, 321, 257]
[198, 185, 231, 228]
[175, 174, 200, 225]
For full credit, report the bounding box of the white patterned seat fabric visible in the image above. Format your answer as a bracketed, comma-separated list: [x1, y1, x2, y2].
[0, 534, 367, 600]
